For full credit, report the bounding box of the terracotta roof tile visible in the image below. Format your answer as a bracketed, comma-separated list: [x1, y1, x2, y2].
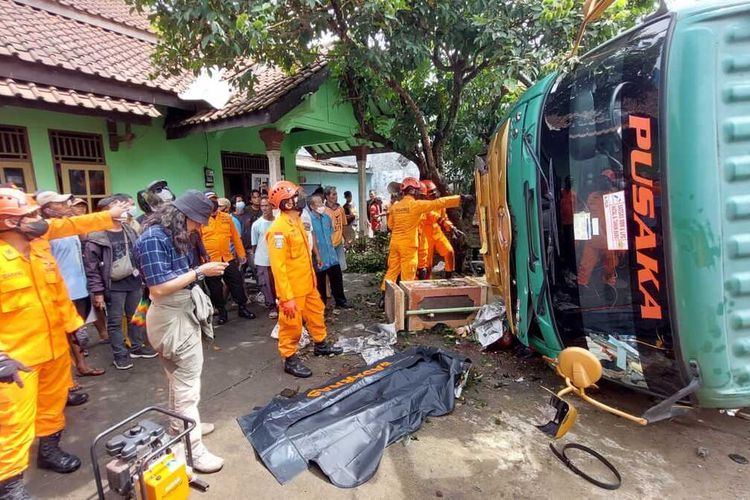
[1, 0, 329, 126]
[0, 78, 161, 117]
[173, 59, 328, 127]
[0, 0, 188, 93]
[54, 0, 152, 31]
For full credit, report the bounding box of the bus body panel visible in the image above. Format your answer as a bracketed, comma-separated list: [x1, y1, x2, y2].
[667, 2, 750, 407]
[504, 74, 562, 358]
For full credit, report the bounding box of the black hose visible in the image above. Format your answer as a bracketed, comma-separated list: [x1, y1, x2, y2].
[549, 443, 622, 490]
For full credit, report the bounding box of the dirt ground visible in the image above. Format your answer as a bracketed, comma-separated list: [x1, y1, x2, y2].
[27, 274, 750, 499]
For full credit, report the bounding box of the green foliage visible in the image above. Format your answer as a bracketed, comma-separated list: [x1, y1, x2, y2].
[346, 232, 390, 273]
[129, 0, 657, 187]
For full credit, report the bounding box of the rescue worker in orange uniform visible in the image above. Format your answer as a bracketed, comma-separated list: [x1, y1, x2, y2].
[266, 181, 343, 378]
[0, 188, 127, 499]
[201, 191, 255, 324]
[379, 178, 465, 307]
[416, 180, 465, 280]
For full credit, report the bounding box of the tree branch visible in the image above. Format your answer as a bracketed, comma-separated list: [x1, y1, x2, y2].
[518, 72, 533, 88]
[462, 58, 492, 84]
[385, 78, 437, 173]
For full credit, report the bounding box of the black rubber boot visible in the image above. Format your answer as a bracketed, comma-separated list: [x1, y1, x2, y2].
[284, 355, 312, 378]
[37, 431, 81, 474]
[0, 474, 31, 500]
[378, 292, 385, 310]
[238, 306, 256, 319]
[66, 391, 88, 407]
[314, 341, 343, 356]
[216, 307, 228, 325]
[416, 268, 428, 280]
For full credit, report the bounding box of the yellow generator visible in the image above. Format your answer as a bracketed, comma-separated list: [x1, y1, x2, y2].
[91, 406, 203, 500]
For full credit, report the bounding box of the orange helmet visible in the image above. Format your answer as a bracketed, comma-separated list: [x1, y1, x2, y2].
[400, 177, 421, 193]
[269, 180, 299, 209]
[0, 188, 38, 218]
[419, 179, 437, 195]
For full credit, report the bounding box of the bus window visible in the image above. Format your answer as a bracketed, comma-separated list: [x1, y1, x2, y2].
[539, 18, 680, 396]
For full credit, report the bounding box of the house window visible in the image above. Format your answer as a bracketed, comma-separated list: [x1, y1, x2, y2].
[0, 125, 36, 192]
[221, 151, 284, 199]
[49, 130, 110, 210]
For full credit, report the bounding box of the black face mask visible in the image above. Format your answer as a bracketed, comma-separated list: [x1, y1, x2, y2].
[280, 196, 301, 213]
[295, 195, 306, 212]
[7, 218, 50, 240]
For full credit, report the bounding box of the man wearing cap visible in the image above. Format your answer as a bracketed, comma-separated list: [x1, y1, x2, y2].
[0, 188, 129, 498]
[134, 190, 229, 474]
[83, 194, 157, 371]
[201, 191, 255, 324]
[266, 181, 342, 378]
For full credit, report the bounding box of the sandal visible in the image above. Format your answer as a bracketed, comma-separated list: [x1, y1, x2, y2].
[77, 367, 105, 377]
[70, 383, 83, 392]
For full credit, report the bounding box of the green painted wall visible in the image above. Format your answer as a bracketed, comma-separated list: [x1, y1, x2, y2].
[0, 77, 360, 200]
[0, 106, 271, 197]
[278, 79, 358, 140]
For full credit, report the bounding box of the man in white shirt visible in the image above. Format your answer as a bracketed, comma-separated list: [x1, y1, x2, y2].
[250, 197, 277, 319]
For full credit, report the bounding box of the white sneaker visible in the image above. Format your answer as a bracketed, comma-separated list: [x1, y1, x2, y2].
[201, 422, 215, 436]
[193, 450, 224, 473]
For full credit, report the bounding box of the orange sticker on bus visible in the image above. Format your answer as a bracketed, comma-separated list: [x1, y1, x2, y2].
[629, 115, 663, 320]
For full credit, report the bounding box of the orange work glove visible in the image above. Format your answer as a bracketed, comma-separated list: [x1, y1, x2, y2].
[280, 299, 298, 319]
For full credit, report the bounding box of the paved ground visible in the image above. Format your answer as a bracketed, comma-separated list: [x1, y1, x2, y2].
[26, 274, 750, 499]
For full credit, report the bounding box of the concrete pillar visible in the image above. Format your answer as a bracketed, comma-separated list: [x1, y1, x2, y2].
[354, 145, 369, 236]
[259, 128, 286, 185]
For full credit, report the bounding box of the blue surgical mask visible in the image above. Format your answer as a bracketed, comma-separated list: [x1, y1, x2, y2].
[236, 201, 246, 211]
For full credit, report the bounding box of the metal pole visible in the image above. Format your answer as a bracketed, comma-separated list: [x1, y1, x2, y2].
[405, 306, 483, 316]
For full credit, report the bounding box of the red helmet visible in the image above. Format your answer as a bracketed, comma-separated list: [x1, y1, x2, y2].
[268, 180, 299, 209]
[0, 188, 38, 219]
[400, 177, 421, 193]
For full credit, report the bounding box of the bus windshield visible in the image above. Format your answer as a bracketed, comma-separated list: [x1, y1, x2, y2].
[539, 18, 680, 396]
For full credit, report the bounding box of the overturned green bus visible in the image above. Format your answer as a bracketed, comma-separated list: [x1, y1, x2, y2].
[476, 0, 750, 412]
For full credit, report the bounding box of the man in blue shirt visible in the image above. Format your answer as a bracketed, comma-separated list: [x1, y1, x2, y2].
[308, 195, 351, 309]
[134, 190, 228, 474]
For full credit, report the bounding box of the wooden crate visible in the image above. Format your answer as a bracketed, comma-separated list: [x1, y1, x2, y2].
[400, 278, 488, 331]
[384, 280, 405, 332]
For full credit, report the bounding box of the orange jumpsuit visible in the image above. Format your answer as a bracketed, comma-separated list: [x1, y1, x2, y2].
[266, 211, 327, 358]
[381, 195, 460, 290]
[0, 212, 113, 481]
[417, 208, 455, 275]
[201, 211, 245, 262]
